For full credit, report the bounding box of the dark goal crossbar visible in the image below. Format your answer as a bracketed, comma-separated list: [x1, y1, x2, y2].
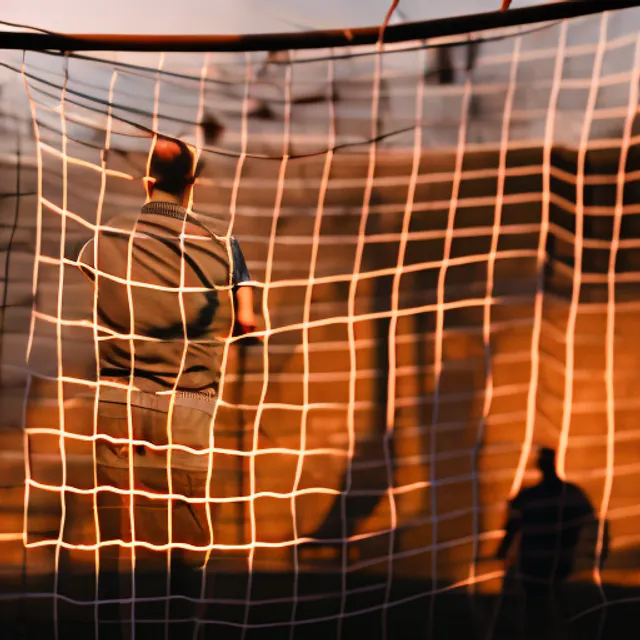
[0, 0, 638, 53]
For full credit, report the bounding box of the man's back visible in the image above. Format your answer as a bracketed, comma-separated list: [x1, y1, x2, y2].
[80, 202, 233, 392]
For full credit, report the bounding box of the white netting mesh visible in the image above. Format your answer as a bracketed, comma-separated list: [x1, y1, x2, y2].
[1, 5, 640, 638]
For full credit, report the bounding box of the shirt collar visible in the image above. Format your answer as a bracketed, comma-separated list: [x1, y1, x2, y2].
[141, 201, 187, 221]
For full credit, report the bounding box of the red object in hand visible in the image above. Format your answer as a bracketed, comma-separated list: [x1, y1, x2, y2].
[233, 322, 263, 346]
[233, 322, 256, 337]
[500, 0, 512, 10]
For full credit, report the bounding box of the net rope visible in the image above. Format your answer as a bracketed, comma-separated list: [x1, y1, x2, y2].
[1, 4, 640, 638]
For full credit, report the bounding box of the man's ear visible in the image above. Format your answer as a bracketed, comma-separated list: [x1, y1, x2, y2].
[144, 176, 155, 199]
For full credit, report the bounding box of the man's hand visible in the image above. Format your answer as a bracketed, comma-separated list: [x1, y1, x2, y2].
[233, 320, 263, 346]
[234, 286, 260, 340]
[235, 307, 256, 333]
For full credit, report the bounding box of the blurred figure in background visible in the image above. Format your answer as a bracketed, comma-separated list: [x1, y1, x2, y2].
[497, 447, 608, 638]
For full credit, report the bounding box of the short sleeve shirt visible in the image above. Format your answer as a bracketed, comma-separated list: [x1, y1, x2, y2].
[77, 201, 248, 393]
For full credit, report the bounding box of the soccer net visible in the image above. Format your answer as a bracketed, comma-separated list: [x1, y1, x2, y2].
[1, 1, 640, 637]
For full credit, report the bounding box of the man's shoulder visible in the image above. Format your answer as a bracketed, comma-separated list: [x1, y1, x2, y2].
[189, 212, 229, 239]
[101, 211, 141, 231]
[75, 211, 140, 265]
[511, 485, 536, 508]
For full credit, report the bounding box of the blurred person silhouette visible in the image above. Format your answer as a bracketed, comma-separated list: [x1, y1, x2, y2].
[496, 447, 609, 637]
[72, 135, 257, 639]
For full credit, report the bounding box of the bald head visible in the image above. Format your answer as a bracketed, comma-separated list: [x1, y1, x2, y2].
[149, 136, 196, 198]
[153, 138, 185, 161]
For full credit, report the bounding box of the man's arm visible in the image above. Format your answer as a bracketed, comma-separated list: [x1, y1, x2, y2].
[497, 497, 522, 560]
[230, 237, 256, 335]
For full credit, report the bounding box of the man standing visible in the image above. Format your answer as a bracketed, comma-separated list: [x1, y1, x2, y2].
[496, 447, 605, 638]
[76, 136, 256, 637]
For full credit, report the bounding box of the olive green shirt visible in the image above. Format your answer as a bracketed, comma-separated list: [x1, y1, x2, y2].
[78, 202, 239, 393]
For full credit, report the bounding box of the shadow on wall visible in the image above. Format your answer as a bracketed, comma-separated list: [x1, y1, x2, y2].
[296, 195, 486, 578]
